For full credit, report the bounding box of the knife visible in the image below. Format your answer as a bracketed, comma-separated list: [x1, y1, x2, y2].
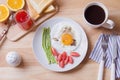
[98, 34, 109, 80]
[111, 35, 117, 80]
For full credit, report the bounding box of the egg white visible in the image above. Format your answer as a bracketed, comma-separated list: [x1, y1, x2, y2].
[50, 22, 82, 54]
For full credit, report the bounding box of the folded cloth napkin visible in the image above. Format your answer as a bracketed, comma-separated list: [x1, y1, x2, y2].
[89, 33, 120, 78]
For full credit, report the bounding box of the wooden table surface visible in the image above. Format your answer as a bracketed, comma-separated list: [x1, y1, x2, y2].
[0, 0, 120, 80]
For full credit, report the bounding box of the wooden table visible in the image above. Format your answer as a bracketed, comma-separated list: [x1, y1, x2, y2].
[0, 0, 120, 80]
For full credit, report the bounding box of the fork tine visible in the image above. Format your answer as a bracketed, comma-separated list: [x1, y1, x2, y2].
[102, 34, 105, 42]
[101, 34, 109, 52]
[102, 34, 109, 43]
[105, 35, 109, 42]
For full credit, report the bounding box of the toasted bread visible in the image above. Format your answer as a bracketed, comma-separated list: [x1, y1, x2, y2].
[44, 5, 55, 13]
[27, 0, 55, 20]
[26, 0, 40, 20]
[29, 0, 54, 14]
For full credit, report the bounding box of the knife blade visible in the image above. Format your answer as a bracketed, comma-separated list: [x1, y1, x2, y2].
[112, 36, 117, 61]
[111, 35, 117, 80]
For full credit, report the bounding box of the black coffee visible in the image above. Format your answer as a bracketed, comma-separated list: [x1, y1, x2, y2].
[85, 5, 105, 25]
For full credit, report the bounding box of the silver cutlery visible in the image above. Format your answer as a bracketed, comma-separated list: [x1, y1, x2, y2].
[111, 35, 117, 80]
[0, 14, 13, 41]
[98, 34, 109, 80]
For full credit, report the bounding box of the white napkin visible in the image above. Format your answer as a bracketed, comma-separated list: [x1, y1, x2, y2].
[89, 33, 120, 78]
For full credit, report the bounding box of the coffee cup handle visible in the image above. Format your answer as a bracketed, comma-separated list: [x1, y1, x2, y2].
[102, 19, 115, 29]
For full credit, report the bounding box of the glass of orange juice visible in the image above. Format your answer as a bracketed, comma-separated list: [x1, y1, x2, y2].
[14, 10, 33, 30]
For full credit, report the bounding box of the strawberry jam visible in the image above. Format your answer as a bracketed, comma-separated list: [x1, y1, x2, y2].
[15, 10, 33, 30]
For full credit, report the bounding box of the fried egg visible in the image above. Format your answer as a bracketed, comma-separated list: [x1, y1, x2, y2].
[50, 22, 82, 54]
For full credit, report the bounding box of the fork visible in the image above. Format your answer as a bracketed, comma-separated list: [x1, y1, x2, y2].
[0, 14, 13, 41]
[97, 34, 109, 80]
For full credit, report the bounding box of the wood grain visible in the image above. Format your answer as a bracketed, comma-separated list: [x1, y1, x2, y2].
[0, 0, 120, 80]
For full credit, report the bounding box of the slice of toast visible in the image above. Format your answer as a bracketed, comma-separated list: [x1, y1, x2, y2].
[26, 0, 55, 20]
[26, 0, 40, 20]
[29, 0, 54, 14]
[44, 5, 55, 13]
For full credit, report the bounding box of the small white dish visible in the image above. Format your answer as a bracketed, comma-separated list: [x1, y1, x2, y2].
[32, 17, 88, 72]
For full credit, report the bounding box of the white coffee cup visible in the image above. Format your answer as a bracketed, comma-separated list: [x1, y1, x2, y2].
[83, 2, 115, 29]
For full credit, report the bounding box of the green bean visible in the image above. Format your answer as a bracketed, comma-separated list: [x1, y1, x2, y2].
[42, 27, 56, 64]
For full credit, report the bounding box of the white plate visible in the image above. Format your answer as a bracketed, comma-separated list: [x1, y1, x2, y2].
[32, 17, 88, 72]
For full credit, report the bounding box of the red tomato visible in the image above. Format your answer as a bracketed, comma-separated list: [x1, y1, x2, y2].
[68, 56, 74, 64]
[62, 52, 67, 60]
[59, 60, 65, 68]
[64, 56, 69, 65]
[51, 47, 59, 56]
[70, 52, 80, 57]
[57, 54, 62, 62]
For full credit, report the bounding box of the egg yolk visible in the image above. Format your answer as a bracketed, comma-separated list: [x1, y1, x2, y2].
[61, 33, 73, 45]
